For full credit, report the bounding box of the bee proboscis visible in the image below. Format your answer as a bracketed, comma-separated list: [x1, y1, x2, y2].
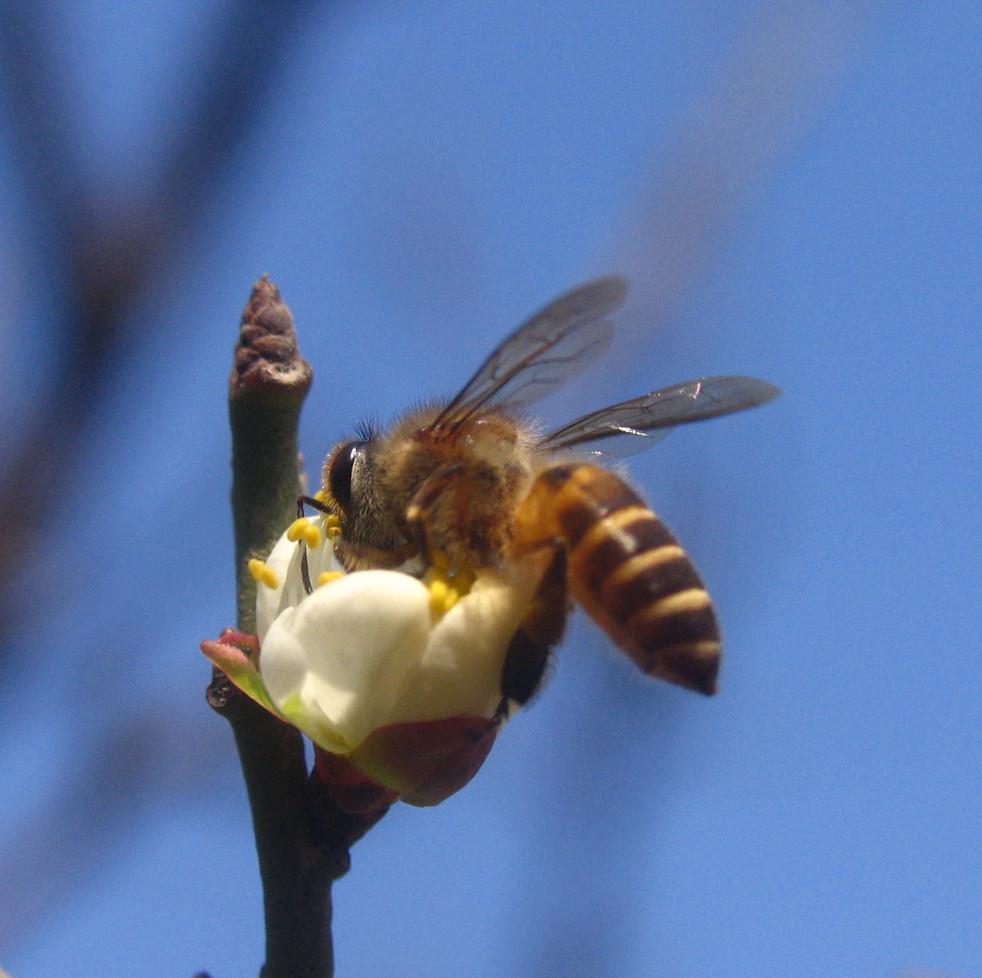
[311, 276, 779, 705]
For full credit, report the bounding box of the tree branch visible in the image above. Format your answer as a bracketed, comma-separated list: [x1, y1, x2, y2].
[206, 278, 379, 978]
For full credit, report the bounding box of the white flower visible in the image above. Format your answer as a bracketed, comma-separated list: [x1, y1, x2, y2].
[261, 561, 537, 754]
[205, 515, 542, 801]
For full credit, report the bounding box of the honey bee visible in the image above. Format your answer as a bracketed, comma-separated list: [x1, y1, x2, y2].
[308, 276, 779, 705]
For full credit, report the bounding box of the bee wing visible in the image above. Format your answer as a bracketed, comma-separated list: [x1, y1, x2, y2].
[432, 275, 628, 429]
[541, 375, 782, 457]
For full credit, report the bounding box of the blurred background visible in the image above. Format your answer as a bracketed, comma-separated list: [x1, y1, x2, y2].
[0, 1, 978, 976]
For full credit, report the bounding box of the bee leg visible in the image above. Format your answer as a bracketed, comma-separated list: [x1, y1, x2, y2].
[295, 497, 316, 592]
[497, 542, 568, 715]
[403, 463, 465, 565]
[299, 493, 329, 515]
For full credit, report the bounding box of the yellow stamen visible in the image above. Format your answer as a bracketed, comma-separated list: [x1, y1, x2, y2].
[248, 558, 279, 590]
[428, 576, 452, 617]
[325, 514, 342, 540]
[314, 489, 328, 504]
[302, 523, 323, 548]
[317, 571, 345, 587]
[424, 557, 475, 617]
[287, 517, 311, 542]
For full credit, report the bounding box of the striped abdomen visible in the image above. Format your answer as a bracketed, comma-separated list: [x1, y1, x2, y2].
[514, 462, 721, 695]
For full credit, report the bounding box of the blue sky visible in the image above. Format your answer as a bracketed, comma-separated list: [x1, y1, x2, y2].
[0, 1, 979, 976]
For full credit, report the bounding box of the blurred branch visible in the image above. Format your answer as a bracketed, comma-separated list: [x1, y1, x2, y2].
[0, 707, 228, 951]
[0, 0, 325, 644]
[613, 0, 893, 334]
[514, 3, 898, 972]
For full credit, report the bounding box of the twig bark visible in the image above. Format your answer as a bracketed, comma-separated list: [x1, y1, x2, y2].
[206, 278, 363, 978]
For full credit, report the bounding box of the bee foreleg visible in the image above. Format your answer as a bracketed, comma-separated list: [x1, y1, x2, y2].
[299, 493, 330, 515]
[404, 463, 466, 565]
[497, 542, 569, 714]
[295, 496, 317, 593]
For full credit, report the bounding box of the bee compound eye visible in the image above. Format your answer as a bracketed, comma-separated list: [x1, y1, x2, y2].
[327, 440, 364, 513]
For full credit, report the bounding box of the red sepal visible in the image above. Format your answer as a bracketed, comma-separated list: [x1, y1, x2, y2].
[312, 748, 400, 815]
[346, 715, 500, 807]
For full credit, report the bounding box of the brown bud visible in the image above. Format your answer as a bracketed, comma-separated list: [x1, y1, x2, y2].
[230, 275, 313, 402]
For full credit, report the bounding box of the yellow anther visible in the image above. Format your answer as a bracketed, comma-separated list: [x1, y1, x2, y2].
[317, 571, 345, 587]
[314, 489, 328, 504]
[428, 576, 452, 617]
[248, 558, 280, 590]
[287, 517, 311, 542]
[425, 558, 476, 617]
[325, 514, 342, 539]
[302, 523, 323, 549]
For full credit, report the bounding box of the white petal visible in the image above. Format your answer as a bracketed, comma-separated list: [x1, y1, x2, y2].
[261, 571, 432, 752]
[387, 569, 540, 723]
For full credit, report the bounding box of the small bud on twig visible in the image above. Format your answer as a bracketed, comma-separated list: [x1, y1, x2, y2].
[230, 275, 312, 403]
